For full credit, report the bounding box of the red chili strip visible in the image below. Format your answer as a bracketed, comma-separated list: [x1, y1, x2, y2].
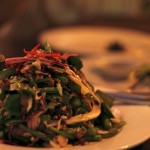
[23, 44, 40, 54]
[31, 43, 41, 52]
[35, 53, 61, 58]
[23, 44, 78, 59]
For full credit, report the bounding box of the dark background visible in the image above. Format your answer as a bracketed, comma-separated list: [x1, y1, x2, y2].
[0, 0, 150, 57]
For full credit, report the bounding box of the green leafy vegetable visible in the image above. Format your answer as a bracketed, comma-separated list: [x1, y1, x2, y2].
[96, 90, 114, 107]
[67, 56, 83, 70]
[0, 44, 125, 148]
[3, 94, 21, 117]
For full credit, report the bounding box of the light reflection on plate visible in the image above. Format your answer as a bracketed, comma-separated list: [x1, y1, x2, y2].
[1, 104, 150, 150]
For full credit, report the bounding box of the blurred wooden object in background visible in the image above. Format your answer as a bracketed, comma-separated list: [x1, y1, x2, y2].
[0, 0, 150, 57]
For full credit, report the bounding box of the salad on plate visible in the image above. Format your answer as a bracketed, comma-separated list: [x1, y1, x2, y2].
[0, 44, 125, 148]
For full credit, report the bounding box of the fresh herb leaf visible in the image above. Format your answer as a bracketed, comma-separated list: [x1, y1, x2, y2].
[3, 94, 21, 116]
[96, 90, 114, 107]
[67, 56, 83, 70]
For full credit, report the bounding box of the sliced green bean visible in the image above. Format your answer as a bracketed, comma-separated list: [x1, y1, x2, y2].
[39, 87, 59, 95]
[113, 121, 126, 129]
[101, 114, 112, 130]
[48, 127, 75, 140]
[30, 78, 52, 88]
[11, 135, 31, 145]
[19, 124, 50, 141]
[86, 127, 102, 141]
[35, 78, 50, 84]
[101, 128, 118, 138]
[5, 118, 23, 126]
[56, 75, 69, 85]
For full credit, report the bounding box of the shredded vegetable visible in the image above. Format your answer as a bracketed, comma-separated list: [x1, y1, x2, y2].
[0, 44, 125, 148]
[23, 44, 78, 59]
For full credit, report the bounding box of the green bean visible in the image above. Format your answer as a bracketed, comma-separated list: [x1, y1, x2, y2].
[56, 75, 69, 85]
[101, 114, 112, 130]
[5, 118, 23, 126]
[30, 78, 52, 87]
[0, 68, 16, 79]
[19, 124, 50, 141]
[48, 127, 75, 140]
[101, 128, 118, 138]
[113, 121, 126, 129]
[87, 135, 102, 141]
[39, 87, 59, 94]
[35, 78, 50, 84]
[14, 136, 31, 145]
[86, 127, 102, 141]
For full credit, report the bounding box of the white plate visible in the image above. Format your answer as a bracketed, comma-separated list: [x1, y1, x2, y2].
[82, 57, 132, 91]
[1, 105, 150, 150]
[39, 26, 150, 57]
